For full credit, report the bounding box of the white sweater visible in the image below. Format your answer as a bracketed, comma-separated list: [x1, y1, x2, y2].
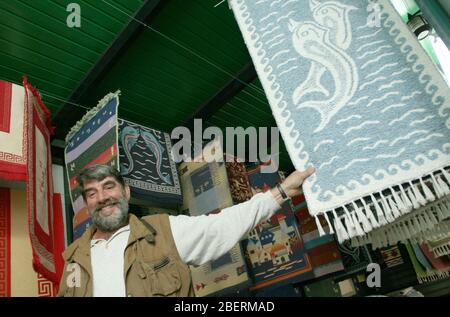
[90, 191, 281, 296]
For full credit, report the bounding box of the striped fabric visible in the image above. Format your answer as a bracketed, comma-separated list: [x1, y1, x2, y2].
[293, 194, 344, 278]
[64, 92, 120, 240]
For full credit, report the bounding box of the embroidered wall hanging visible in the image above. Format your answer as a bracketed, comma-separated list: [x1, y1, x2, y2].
[64, 92, 120, 240]
[241, 164, 314, 290]
[0, 80, 27, 184]
[230, 0, 450, 244]
[118, 119, 182, 205]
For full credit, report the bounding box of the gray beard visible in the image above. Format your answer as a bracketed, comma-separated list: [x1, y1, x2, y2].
[91, 198, 129, 232]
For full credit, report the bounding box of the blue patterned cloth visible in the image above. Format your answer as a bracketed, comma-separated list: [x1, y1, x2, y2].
[118, 119, 182, 204]
[231, 0, 450, 241]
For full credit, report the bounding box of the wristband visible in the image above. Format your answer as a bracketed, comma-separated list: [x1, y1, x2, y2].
[276, 183, 289, 200]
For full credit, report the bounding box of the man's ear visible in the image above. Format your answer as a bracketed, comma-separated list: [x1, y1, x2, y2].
[125, 184, 131, 200]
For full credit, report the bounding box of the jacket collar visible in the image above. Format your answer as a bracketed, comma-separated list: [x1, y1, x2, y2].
[62, 214, 156, 261]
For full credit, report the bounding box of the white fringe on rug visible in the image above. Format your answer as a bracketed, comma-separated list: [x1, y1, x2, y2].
[417, 269, 450, 284]
[313, 168, 450, 246]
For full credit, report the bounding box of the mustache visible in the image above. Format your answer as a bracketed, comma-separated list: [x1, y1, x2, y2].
[95, 199, 120, 212]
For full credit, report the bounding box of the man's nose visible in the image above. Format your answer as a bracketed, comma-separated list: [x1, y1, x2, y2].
[96, 189, 110, 204]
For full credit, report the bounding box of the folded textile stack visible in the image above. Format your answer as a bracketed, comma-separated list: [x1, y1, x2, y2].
[179, 141, 250, 297]
[293, 194, 344, 278]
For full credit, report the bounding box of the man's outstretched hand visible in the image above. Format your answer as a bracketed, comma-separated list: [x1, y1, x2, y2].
[270, 167, 316, 206]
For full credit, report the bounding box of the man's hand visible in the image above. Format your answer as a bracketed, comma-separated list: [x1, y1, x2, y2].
[270, 167, 315, 206]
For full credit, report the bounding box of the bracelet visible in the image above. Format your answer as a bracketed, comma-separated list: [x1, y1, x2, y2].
[276, 183, 289, 200]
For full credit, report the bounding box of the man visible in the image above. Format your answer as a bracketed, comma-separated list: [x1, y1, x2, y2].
[58, 164, 315, 297]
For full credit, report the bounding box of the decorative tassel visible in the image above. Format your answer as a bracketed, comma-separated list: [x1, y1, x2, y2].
[387, 196, 401, 218]
[412, 216, 422, 233]
[431, 175, 444, 198]
[408, 218, 417, 236]
[333, 210, 349, 243]
[350, 237, 359, 248]
[351, 211, 365, 236]
[361, 199, 379, 228]
[420, 178, 436, 201]
[403, 223, 412, 240]
[410, 181, 427, 206]
[399, 185, 413, 212]
[441, 168, 450, 185]
[390, 187, 407, 215]
[437, 175, 450, 196]
[314, 215, 326, 236]
[427, 208, 439, 225]
[386, 227, 394, 246]
[422, 212, 435, 230]
[343, 206, 357, 238]
[407, 187, 421, 209]
[353, 202, 372, 233]
[438, 201, 450, 218]
[323, 211, 335, 234]
[398, 226, 407, 242]
[417, 214, 429, 231]
[380, 193, 395, 223]
[371, 194, 387, 226]
[435, 203, 445, 221]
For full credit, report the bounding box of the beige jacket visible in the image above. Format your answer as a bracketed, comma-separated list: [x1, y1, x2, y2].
[58, 213, 193, 297]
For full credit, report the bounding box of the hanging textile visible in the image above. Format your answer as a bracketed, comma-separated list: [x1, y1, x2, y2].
[241, 163, 313, 291]
[230, 0, 450, 244]
[0, 188, 60, 296]
[303, 278, 341, 297]
[179, 141, 250, 296]
[380, 245, 404, 268]
[337, 239, 372, 274]
[293, 195, 344, 277]
[64, 91, 120, 240]
[24, 78, 61, 283]
[0, 187, 11, 297]
[426, 223, 450, 257]
[224, 155, 253, 204]
[406, 242, 450, 283]
[0, 80, 27, 184]
[118, 118, 182, 205]
[420, 243, 450, 281]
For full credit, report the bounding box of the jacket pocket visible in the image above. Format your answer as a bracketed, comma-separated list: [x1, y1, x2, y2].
[140, 256, 182, 296]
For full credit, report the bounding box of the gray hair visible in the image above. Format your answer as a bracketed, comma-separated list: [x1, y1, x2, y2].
[76, 164, 126, 199]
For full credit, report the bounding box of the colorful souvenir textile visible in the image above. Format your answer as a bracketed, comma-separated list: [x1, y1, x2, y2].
[24, 78, 61, 283]
[64, 92, 120, 240]
[0, 80, 27, 184]
[241, 164, 314, 290]
[293, 196, 344, 277]
[118, 119, 182, 204]
[337, 239, 372, 273]
[224, 155, 253, 204]
[230, 0, 450, 243]
[179, 145, 250, 296]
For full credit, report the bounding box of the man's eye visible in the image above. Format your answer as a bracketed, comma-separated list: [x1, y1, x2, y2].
[87, 192, 96, 198]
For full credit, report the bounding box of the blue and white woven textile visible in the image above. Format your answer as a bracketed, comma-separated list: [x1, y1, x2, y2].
[230, 0, 450, 244]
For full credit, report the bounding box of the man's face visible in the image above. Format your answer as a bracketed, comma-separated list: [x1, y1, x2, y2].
[83, 176, 130, 232]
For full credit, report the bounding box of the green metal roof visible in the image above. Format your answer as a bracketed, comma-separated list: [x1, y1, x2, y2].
[0, 0, 145, 115]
